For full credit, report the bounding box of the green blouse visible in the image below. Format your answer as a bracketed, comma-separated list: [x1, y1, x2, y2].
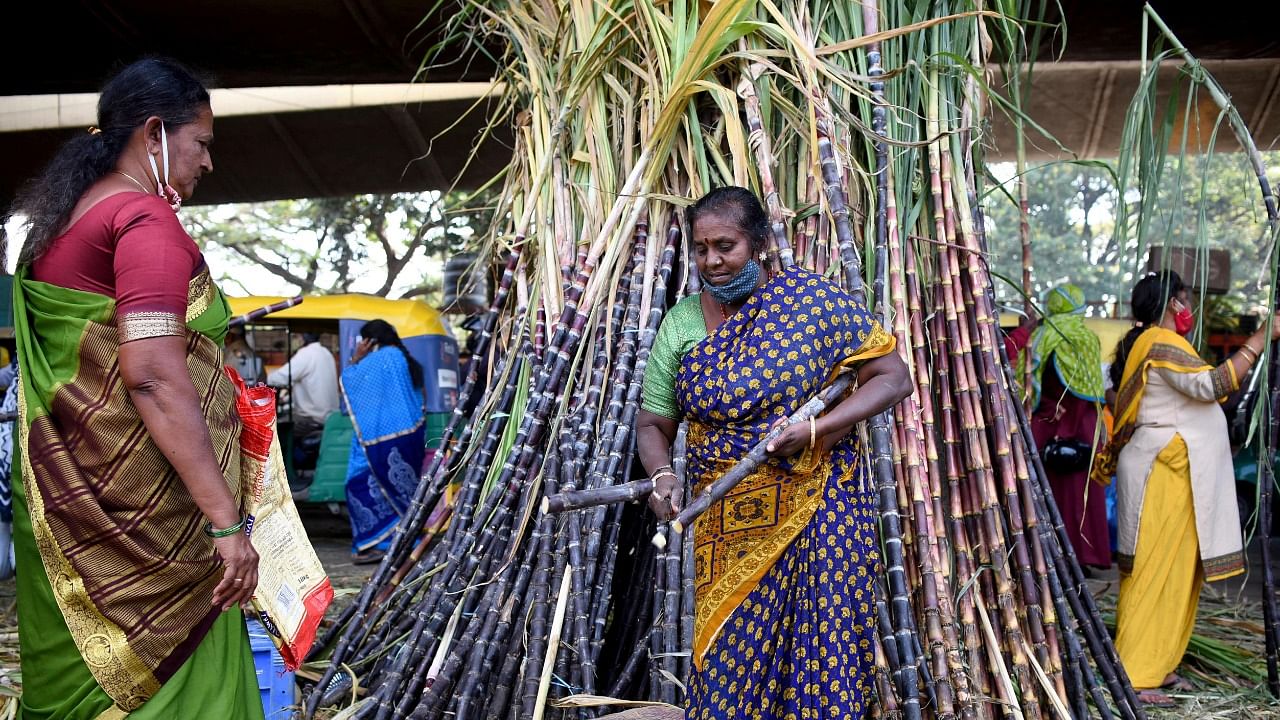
[641, 294, 709, 419]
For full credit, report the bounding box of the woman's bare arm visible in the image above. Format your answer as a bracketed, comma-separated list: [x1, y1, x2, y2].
[118, 336, 258, 610]
[637, 408, 680, 519]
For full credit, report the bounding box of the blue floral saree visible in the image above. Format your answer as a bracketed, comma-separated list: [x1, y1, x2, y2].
[340, 347, 426, 553]
[676, 267, 894, 719]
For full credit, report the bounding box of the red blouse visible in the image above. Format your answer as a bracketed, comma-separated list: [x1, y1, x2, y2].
[32, 192, 205, 341]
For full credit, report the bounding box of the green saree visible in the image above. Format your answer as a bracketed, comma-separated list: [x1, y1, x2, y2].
[13, 266, 264, 719]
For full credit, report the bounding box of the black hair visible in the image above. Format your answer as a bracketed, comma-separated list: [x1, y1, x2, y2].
[301, 332, 321, 345]
[687, 186, 769, 252]
[1109, 270, 1186, 389]
[4, 57, 211, 267]
[360, 319, 425, 389]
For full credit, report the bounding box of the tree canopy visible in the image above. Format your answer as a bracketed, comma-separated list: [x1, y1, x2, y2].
[983, 151, 1280, 321]
[188, 190, 495, 301]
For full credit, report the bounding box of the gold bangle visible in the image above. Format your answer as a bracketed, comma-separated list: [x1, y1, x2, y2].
[1239, 345, 1259, 363]
[809, 417, 817, 449]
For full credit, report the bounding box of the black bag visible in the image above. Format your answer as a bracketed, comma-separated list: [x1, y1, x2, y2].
[1042, 438, 1093, 474]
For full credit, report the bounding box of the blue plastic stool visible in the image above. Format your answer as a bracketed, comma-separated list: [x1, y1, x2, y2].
[247, 617, 297, 719]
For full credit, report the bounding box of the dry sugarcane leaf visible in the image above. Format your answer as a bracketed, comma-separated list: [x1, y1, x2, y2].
[975, 593, 1025, 720]
[551, 694, 682, 709]
[815, 11, 1001, 55]
[324, 697, 376, 720]
[1021, 637, 1072, 720]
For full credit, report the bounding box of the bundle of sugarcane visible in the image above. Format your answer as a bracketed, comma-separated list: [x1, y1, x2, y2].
[302, 2, 1145, 719]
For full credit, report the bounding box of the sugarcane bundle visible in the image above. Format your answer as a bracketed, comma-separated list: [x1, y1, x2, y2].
[301, 2, 1148, 719]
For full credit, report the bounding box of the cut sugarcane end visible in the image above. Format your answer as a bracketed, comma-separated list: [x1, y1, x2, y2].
[671, 519, 684, 534]
[651, 533, 666, 550]
[540, 497, 550, 514]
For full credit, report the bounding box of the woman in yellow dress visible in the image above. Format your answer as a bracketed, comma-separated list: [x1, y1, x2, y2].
[1096, 270, 1277, 705]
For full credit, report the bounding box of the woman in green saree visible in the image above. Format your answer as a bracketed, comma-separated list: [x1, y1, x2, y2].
[3, 58, 263, 719]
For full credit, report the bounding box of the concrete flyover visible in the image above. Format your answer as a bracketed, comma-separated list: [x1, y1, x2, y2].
[1, 0, 1278, 207]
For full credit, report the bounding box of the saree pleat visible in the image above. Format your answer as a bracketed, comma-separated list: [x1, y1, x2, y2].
[675, 268, 892, 719]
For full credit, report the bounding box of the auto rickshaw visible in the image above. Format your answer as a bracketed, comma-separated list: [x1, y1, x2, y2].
[225, 294, 460, 503]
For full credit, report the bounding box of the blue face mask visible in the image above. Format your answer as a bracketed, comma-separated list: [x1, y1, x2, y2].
[702, 258, 762, 305]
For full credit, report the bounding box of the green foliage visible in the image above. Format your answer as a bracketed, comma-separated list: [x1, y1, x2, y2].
[187, 191, 496, 300]
[983, 152, 1280, 315]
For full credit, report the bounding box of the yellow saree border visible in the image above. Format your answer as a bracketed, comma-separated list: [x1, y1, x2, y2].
[17, 382, 161, 708]
[691, 457, 832, 671]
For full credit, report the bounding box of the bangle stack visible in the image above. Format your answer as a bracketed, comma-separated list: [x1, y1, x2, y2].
[1239, 344, 1260, 364]
[204, 515, 246, 538]
[650, 465, 677, 501]
[651, 464, 677, 484]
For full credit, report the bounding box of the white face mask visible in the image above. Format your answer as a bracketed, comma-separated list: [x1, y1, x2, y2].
[146, 122, 183, 213]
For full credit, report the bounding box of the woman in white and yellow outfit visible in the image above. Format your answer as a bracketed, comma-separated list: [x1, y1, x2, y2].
[1095, 270, 1278, 706]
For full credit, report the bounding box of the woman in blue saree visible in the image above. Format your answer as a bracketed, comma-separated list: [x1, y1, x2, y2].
[342, 319, 427, 564]
[637, 187, 912, 718]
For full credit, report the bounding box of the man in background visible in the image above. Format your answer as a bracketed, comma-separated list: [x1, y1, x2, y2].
[268, 333, 340, 490]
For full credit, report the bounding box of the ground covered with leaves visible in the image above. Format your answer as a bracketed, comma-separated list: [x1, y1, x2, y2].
[0, 519, 1275, 718]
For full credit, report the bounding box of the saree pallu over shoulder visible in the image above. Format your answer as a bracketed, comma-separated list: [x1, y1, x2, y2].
[675, 267, 894, 669]
[340, 348, 427, 552]
[13, 267, 241, 710]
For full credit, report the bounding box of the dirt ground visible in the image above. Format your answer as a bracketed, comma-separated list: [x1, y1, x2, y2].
[0, 508, 1277, 719]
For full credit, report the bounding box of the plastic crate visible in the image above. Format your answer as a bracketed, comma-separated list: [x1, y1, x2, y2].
[247, 617, 297, 719]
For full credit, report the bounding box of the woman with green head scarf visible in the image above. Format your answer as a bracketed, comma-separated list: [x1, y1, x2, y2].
[1011, 283, 1111, 568]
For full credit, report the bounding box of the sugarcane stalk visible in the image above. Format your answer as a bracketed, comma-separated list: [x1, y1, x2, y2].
[544, 480, 654, 514]
[521, 451, 564, 717]
[660, 373, 853, 540]
[227, 295, 304, 327]
[737, 61, 794, 269]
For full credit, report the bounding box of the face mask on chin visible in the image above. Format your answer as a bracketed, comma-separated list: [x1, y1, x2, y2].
[147, 122, 183, 213]
[1173, 301, 1195, 336]
[702, 258, 762, 305]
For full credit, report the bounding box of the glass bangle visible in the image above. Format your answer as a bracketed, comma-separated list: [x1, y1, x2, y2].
[204, 515, 246, 538]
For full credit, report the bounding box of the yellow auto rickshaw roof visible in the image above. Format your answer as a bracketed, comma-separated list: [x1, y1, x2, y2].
[226, 294, 451, 338]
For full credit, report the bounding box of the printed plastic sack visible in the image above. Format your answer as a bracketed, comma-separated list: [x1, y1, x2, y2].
[228, 369, 334, 670]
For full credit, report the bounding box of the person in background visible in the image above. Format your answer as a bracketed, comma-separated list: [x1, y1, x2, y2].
[1095, 270, 1279, 705]
[267, 332, 339, 453]
[341, 320, 427, 564]
[3, 57, 261, 719]
[0, 357, 16, 392]
[1008, 283, 1111, 570]
[225, 326, 263, 384]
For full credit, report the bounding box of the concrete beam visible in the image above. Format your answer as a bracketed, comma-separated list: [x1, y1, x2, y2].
[0, 82, 500, 133]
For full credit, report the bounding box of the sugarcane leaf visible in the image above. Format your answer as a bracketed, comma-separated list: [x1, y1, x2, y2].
[656, 668, 688, 693]
[551, 694, 681, 708]
[325, 697, 376, 720]
[817, 10, 1002, 56]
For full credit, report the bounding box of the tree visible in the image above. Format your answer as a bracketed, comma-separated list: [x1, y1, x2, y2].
[983, 151, 1280, 317]
[187, 191, 496, 300]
